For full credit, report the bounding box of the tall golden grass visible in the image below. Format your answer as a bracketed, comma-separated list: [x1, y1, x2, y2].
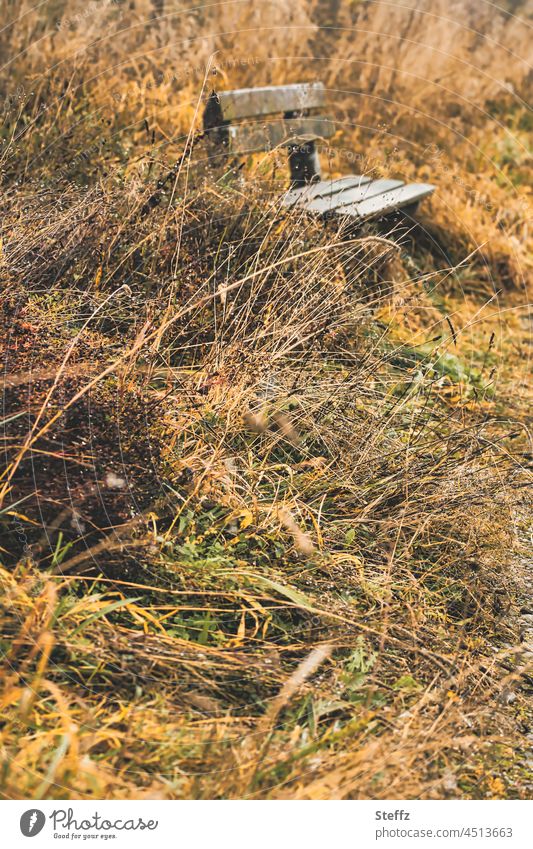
[0, 0, 531, 799]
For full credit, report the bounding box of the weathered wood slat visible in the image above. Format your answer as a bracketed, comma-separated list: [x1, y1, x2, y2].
[281, 175, 372, 207]
[337, 182, 436, 220]
[221, 117, 335, 153]
[305, 179, 404, 214]
[211, 83, 326, 123]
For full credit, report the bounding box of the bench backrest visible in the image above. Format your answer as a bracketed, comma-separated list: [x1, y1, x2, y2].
[203, 82, 334, 185]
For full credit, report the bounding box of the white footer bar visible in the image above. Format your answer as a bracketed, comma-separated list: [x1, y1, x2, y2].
[2, 799, 531, 849]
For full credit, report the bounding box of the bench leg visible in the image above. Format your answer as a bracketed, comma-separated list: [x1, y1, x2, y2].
[288, 141, 321, 187]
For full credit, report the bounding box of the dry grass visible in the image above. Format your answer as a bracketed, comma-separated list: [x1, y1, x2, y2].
[0, 0, 531, 800]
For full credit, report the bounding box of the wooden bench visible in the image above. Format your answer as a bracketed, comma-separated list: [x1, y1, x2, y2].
[203, 81, 435, 222]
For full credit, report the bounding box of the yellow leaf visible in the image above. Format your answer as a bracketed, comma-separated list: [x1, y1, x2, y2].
[240, 511, 254, 530]
[0, 685, 23, 709]
[5, 510, 40, 525]
[94, 265, 103, 289]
